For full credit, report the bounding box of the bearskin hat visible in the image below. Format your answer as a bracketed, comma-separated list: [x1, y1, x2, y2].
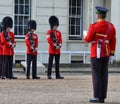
[28, 20, 37, 31]
[49, 16, 59, 29]
[2, 16, 13, 30]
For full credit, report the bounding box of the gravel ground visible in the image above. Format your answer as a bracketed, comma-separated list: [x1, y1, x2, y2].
[0, 73, 120, 104]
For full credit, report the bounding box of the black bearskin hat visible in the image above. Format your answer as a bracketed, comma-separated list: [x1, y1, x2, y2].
[49, 16, 59, 29]
[28, 20, 37, 31]
[2, 16, 13, 30]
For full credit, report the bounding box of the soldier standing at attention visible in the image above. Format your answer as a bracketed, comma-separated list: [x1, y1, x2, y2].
[25, 20, 40, 79]
[1, 16, 17, 79]
[84, 6, 116, 103]
[46, 16, 64, 79]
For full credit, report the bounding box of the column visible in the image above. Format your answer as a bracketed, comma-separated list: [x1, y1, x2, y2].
[111, 0, 120, 61]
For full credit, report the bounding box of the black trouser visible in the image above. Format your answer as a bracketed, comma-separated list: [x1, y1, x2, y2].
[2, 55, 13, 78]
[0, 55, 3, 76]
[47, 54, 60, 77]
[26, 54, 37, 78]
[91, 57, 109, 99]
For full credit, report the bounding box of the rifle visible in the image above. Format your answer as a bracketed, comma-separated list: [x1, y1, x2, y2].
[50, 31, 60, 49]
[29, 32, 36, 52]
[3, 30, 15, 48]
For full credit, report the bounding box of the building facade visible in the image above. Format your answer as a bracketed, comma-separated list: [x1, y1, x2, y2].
[0, 0, 119, 63]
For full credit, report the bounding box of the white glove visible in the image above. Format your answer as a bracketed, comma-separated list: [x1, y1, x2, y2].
[12, 44, 16, 48]
[109, 56, 114, 63]
[35, 48, 38, 51]
[9, 43, 16, 48]
[83, 30, 87, 39]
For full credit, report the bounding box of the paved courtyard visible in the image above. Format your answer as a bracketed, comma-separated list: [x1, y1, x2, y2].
[0, 72, 120, 104]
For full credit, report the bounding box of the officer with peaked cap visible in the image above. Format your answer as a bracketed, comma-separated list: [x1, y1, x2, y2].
[25, 20, 40, 79]
[84, 6, 116, 103]
[46, 16, 64, 79]
[95, 6, 109, 14]
[1, 16, 17, 79]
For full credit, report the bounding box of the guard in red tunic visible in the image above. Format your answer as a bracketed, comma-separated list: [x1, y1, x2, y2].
[84, 6, 116, 103]
[1, 16, 17, 79]
[25, 20, 40, 79]
[46, 16, 64, 79]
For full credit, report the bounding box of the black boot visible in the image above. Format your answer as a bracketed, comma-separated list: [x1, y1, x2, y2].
[26, 76, 30, 79]
[56, 75, 64, 79]
[9, 76, 17, 79]
[48, 76, 52, 79]
[1, 76, 5, 79]
[89, 98, 100, 103]
[32, 76, 40, 79]
[99, 98, 105, 103]
[90, 98, 105, 103]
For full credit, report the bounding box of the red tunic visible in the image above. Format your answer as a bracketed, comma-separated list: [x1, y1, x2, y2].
[25, 33, 38, 55]
[1, 31, 16, 56]
[84, 20, 116, 58]
[46, 30, 62, 55]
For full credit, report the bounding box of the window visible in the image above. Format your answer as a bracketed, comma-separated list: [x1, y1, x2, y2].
[14, 0, 31, 37]
[69, 0, 83, 40]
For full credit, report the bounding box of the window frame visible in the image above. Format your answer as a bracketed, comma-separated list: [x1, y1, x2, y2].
[69, 0, 83, 40]
[14, 0, 31, 38]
